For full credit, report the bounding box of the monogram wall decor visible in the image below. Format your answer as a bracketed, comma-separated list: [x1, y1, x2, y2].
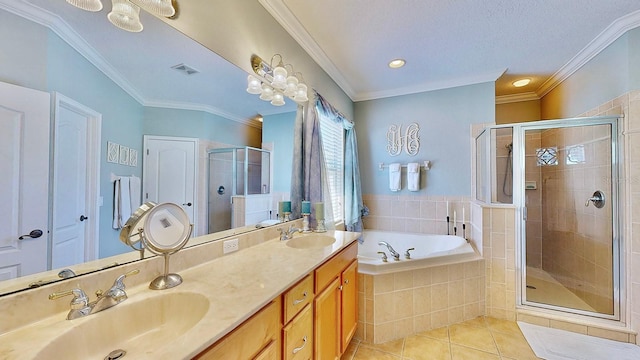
[386, 123, 420, 156]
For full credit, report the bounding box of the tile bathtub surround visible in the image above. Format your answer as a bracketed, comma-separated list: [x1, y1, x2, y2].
[361, 194, 476, 248]
[343, 316, 541, 360]
[357, 259, 485, 344]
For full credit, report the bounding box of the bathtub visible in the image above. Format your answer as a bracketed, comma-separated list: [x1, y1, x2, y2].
[357, 230, 480, 275]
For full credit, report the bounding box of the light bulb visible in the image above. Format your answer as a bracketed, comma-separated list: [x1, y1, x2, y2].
[246, 75, 262, 94]
[294, 83, 308, 103]
[259, 84, 274, 101]
[271, 92, 285, 106]
[271, 66, 287, 90]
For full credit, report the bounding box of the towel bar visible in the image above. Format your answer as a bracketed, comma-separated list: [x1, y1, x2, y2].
[378, 161, 431, 171]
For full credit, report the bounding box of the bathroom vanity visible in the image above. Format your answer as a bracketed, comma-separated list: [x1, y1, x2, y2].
[0, 229, 359, 359]
[195, 240, 358, 359]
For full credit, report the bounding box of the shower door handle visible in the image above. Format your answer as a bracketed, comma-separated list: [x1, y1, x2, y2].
[585, 191, 605, 209]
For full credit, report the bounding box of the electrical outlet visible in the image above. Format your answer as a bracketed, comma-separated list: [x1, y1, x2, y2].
[223, 239, 239, 254]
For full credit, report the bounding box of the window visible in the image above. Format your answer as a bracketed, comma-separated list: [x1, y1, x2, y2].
[318, 112, 344, 222]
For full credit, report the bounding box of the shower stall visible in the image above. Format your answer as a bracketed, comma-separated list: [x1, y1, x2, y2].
[476, 116, 620, 319]
[207, 147, 272, 233]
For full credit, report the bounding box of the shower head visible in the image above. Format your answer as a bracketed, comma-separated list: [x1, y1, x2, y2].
[505, 142, 513, 151]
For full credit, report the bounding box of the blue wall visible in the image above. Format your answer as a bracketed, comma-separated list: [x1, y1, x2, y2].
[262, 111, 297, 193]
[1, 10, 260, 259]
[143, 107, 262, 147]
[354, 82, 495, 196]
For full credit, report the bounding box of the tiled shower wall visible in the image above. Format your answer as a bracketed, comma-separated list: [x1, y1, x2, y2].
[578, 90, 640, 341]
[539, 125, 613, 314]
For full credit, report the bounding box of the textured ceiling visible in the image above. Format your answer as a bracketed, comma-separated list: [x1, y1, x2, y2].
[261, 0, 640, 101]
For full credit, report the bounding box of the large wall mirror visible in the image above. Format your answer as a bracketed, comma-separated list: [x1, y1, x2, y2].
[0, 0, 297, 296]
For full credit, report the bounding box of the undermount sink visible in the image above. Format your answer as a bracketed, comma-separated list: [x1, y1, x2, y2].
[36, 292, 209, 359]
[286, 234, 336, 249]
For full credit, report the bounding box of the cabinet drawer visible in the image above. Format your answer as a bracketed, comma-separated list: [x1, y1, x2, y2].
[283, 274, 313, 324]
[195, 298, 281, 360]
[315, 241, 357, 293]
[283, 304, 313, 360]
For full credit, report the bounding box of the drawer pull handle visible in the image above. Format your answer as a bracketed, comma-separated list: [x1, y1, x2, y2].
[292, 291, 307, 306]
[292, 335, 307, 354]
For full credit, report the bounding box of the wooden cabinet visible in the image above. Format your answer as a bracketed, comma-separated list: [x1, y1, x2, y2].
[340, 260, 358, 353]
[282, 304, 313, 360]
[314, 277, 341, 359]
[313, 242, 358, 359]
[195, 240, 357, 360]
[194, 298, 281, 360]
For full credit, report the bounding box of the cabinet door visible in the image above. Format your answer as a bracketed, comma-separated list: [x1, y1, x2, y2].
[254, 340, 278, 360]
[341, 260, 358, 353]
[314, 277, 341, 360]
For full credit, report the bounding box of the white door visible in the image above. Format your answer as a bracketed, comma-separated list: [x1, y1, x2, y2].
[51, 94, 101, 268]
[0, 81, 50, 280]
[143, 136, 197, 234]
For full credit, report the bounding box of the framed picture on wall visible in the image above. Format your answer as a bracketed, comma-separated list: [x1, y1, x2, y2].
[129, 149, 138, 167]
[119, 145, 130, 165]
[107, 142, 119, 163]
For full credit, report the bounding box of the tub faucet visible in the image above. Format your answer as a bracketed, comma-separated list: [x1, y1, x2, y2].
[378, 241, 400, 261]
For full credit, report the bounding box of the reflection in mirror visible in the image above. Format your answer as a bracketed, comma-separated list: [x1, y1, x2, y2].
[0, 0, 297, 296]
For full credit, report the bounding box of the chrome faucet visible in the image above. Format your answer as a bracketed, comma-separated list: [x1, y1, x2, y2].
[378, 241, 400, 261]
[277, 224, 301, 241]
[49, 269, 139, 320]
[90, 269, 139, 313]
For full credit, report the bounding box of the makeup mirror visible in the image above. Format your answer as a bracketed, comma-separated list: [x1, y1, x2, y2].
[120, 202, 192, 290]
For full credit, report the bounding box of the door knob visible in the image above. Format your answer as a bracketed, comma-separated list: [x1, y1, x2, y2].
[182, 202, 192, 207]
[79, 215, 88, 221]
[19, 229, 44, 240]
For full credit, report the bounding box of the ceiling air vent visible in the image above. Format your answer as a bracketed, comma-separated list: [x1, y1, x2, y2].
[171, 63, 199, 75]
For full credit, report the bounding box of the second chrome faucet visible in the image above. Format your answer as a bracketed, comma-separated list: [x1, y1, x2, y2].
[49, 269, 139, 320]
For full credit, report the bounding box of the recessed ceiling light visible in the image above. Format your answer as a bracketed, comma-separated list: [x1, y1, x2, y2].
[512, 78, 531, 87]
[388, 59, 406, 69]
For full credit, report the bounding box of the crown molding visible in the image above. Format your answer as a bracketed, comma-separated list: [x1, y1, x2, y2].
[258, 0, 357, 100]
[143, 100, 263, 129]
[495, 92, 540, 105]
[353, 68, 507, 102]
[536, 10, 640, 98]
[0, 0, 258, 127]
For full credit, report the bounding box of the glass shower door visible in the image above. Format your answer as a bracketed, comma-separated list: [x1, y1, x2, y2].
[522, 119, 618, 318]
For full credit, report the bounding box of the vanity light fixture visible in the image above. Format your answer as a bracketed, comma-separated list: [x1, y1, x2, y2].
[513, 78, 531, 87]
[66, 0, 176, 33]
[247, 54, 309, 106]
[388, 58, 406, 69]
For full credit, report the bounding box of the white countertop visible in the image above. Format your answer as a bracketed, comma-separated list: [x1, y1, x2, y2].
[0, 230, 360, 359]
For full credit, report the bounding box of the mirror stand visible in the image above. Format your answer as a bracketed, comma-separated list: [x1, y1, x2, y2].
[149, 252, 185, 290]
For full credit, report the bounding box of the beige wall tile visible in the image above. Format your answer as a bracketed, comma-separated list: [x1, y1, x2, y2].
[587, 326, 629, 342]
[549, 319, 587, 334]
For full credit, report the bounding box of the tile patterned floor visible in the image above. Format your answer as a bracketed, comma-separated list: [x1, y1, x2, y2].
[342, 317, 542, 360]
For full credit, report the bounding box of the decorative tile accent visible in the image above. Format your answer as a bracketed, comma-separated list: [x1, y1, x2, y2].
[536, 147, 557, 166]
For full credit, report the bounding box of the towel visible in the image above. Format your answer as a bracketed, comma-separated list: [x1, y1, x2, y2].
[389, 163, 401, 191]
[129, 175, 141, 211]
[407, 162, 420, 191]
[112, 177, 132, 229]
